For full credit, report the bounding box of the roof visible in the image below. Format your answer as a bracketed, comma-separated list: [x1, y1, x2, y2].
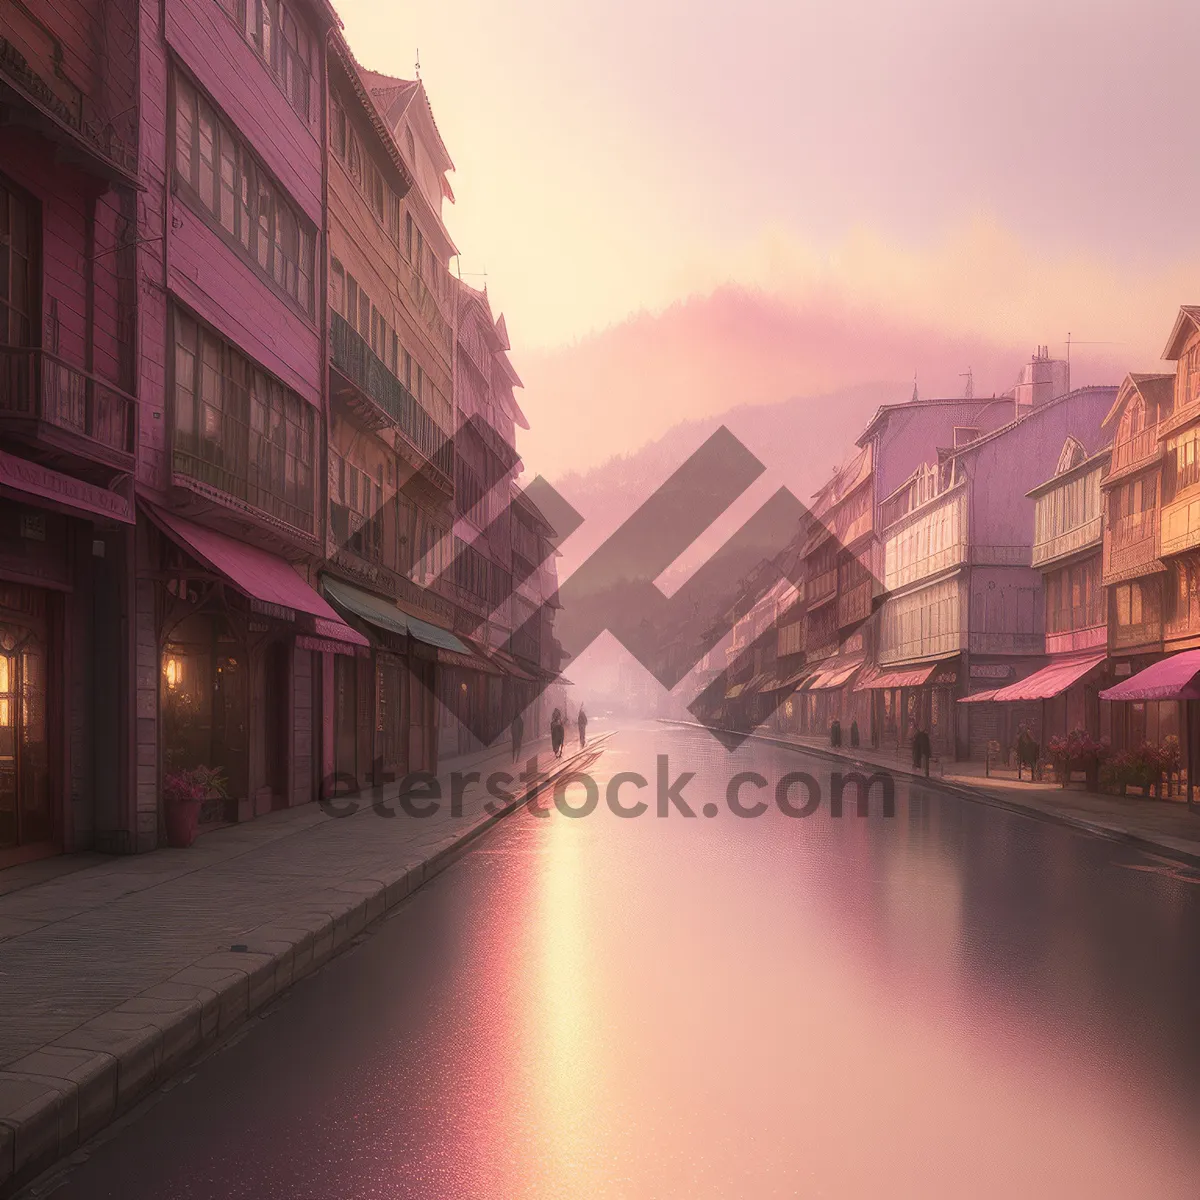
[328, 39, 414, 195]
[943, 384, 1118, 464]
[1162, 305, 1200, 361]
[855, 396, 1007, 448]
[1101, 372, 1174, 429]
[1024, 443, 1111, 499]
[357, 68, 456, 173]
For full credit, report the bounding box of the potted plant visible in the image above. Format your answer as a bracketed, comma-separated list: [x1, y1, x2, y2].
[1047, 733, 1072, 787]
[163, 766, 229, 848]
[1078, 733, 1110, 793]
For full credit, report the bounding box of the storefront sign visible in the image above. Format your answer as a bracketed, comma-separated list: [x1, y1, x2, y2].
[296, 634, 360, 657]
[970, 664, 1013, 679]
[0, 451, 134, 524]
[1114, 662, 1132, 676]
[249, 597, 296, 623]
[932, 670, 958, 685]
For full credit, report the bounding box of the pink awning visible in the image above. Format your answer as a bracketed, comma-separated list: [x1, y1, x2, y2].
[856, 662, 937, 691]
[810, 657, 864, 690]
[1100, 651, 1200, 701]
[992, 652, 1106, 702]
[146, 505, 368, 645]
[958, 689, 1001, 704]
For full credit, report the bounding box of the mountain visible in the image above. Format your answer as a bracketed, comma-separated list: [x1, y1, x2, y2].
[548, 380, 902, 582]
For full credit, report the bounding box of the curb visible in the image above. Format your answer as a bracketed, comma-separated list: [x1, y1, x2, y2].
[658, 719, 1200, 871]
[0, 736, 612, 1198]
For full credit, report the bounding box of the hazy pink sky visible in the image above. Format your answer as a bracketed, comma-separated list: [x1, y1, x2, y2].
[337, 0, 1200, 473]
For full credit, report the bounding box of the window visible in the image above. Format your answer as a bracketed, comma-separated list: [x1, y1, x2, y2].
[171, 307, 315, 533]
[174, 72, 315, 315]
[0, 177, 34, 347]
[219, 0, 313, 119]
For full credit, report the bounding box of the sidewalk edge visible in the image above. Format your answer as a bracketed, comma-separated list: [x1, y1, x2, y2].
[0, 735, 612, 1198]
[658, 719, 1200, 871]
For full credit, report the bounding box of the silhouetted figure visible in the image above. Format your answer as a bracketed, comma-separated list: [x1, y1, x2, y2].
[511, 712, 524, 763]
[550, 709, 565, 759]
[830, 718, 842, 748]
[577, 706, 588, 748]
[849, 719, 860, 749]
[1016, 727, 1039, 781]
[912, 727, 932, 777]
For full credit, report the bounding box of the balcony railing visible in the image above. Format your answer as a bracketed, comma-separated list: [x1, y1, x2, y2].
[1111, 620, 1161, 651]
[1103, 510, 1159, 580]
[329, 312, 453, 480]
[1109, 424, 1162, 476]
[0, 346, 137, 469]
[1032, 516, 1103, 567]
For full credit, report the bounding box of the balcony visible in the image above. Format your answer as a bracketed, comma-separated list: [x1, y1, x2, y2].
[837, 578, 873, 629]
[1032, 516, 1103, 568]
[1102, 510, 1160, 583]
[1159, 494, 1200, 558]
[512, 520, 540, 565]
[0, 346, 137, 472]
[0, 0, 139, 181]
[329, 312, 453, 484]
[1046, 624, 1106, 655]
[1111, 620, 1161, 652]
[807, 566, 837, 605]
[1107, 424, 1162, 479]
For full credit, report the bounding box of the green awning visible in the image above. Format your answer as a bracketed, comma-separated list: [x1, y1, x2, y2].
[405, 611, 470, 654]
[321, 576, 469, 654]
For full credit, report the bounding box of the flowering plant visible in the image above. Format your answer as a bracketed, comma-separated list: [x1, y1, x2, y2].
[163, 766, 229, 805]
[1110, 743, 1164, 793]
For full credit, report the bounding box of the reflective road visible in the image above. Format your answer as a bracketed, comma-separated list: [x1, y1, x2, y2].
[40, 724, 1200, 1198]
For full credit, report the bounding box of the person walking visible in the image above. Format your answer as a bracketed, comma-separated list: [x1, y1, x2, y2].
[830, 718, 842, 748]
[550, 709, 564, 759]
[577, 706, 588, 748]
[849, 719, 860, 749]
[511, 711, 524, 763]
[912, 726, 932, 777]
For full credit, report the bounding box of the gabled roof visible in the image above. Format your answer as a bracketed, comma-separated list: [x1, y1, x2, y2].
[494, 313, 511, 351]
[328, 39, 415, 196]
[855, 396, 1006, 448]
[1101, 372, 1174, 429]
[357, 68, 455, 174]
[1163, 305, 1200, 361]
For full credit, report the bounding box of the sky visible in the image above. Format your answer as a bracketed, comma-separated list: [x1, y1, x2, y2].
[337, 0, 1200, 475]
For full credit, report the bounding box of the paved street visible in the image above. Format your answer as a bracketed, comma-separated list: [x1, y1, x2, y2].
[29, 723, 1200, 1199]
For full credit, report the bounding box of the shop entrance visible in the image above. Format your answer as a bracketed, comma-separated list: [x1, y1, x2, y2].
[0, 584, 53, 860]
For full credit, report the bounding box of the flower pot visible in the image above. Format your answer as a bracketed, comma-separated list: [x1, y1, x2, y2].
[164, 795, 203, 848]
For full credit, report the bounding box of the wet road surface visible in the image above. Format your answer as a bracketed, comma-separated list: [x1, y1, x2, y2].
[33, 723, 1200, 1198]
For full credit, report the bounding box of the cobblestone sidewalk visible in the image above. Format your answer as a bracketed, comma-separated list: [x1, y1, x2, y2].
[0, 733, 609, 1196]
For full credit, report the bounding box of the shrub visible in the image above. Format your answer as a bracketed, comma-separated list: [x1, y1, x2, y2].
[163, 766, 229, 805]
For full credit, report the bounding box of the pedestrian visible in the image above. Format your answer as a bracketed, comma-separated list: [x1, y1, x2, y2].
[511, 711, 524, 763]
[830, 718, 842, 748]
[577, 705, 588, 748]
[912, 726, 932, 777]
[550, 709, 564, 758]
[849, 719, 860, 749]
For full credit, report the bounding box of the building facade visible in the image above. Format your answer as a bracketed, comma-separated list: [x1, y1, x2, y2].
[0, 1, 561, 865]
[0, 0, 141, 865]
